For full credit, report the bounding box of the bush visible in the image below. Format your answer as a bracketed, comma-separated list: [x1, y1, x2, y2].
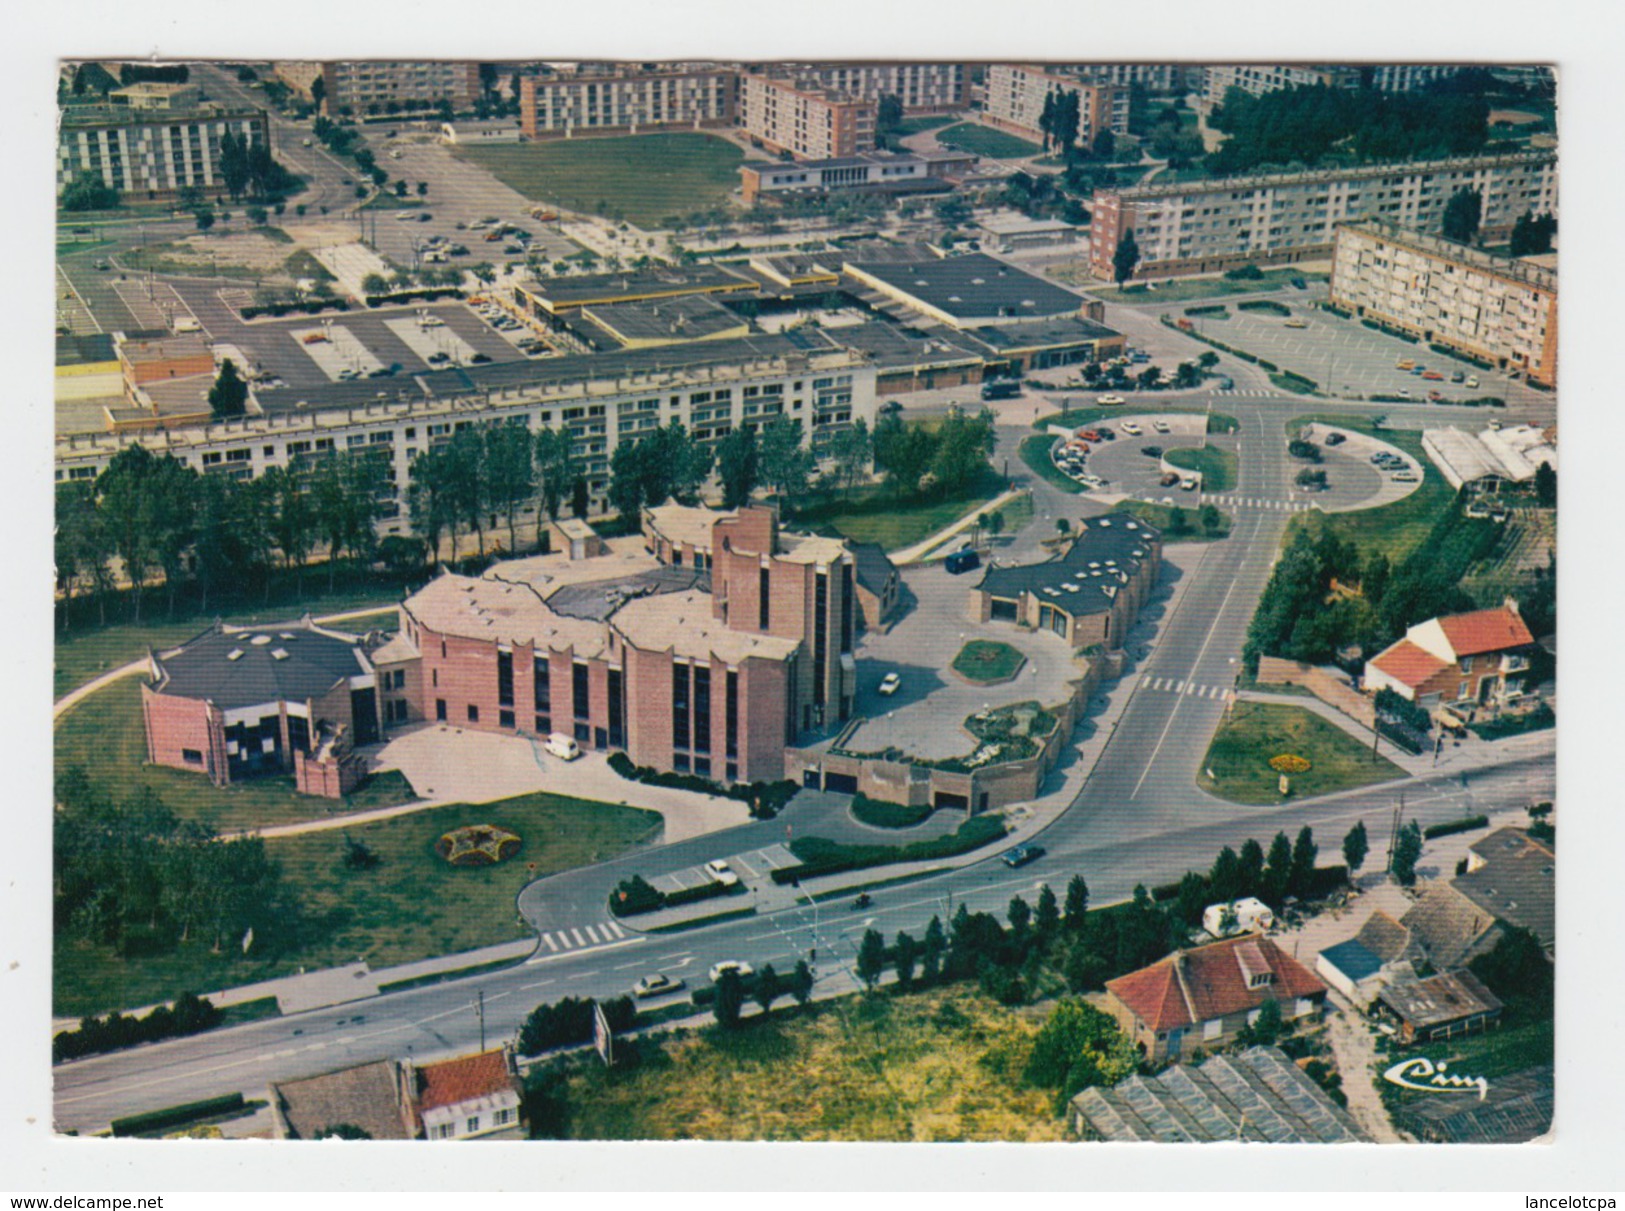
[1287, 439, 1322, 462]
[517, 995, 635, 1057]
[1423, 814, 1490, 841]
[1237, 300, 1291, 315]
[364, 287, 465, 309]
[239, 298, 351, 321]
[851, 794, 935, 829]
[110, 1093, 245, 1138]
[608, 872, 737, 918]
[605, 750, 797, 820]
[1469, 703, 1555, 740]
[1375, 688, 1431, 734]
[1223, 263, 1265, 280]
[54, 992, 224, 1063]
[1184, 304, 1230, 318]
[771, 815, 1008, 884]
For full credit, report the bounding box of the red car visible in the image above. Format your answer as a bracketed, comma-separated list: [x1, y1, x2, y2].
[1421, 370, 1445, 381]
[1427, 389, 1443, 402]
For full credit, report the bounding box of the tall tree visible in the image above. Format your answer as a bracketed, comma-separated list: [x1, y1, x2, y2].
[930, 409, 996, 495]
[856, 928, 886, 991]
[1342, 821, 1369, 877]
[1063, 875, 1090, 933]
[892, 931, 920, 987]
[1238, 838, 1266, 899]
[921, 915, 946, 984]
[1289, 826, 1319, 898]
[758, 417, 814, 504]
[483, 422, 537, 555]
[826, 418, 872, 498]
[533, 426, 577, 524]
[1390, 820, 1424, 886]
[1263, 831, 1294, 907]
[712, 967, 744, 1028]
[789, 959, 815, 1006]
[1441, 186, 1483, 245]
[1209, 845, 1244, 903]
[871, 414, 937, 496]
[208, 359, 249, 419]
[716, 426, 760, 509]
[753, 963, 783, 1015]
[607, 438, 648, 524]
[1007, 894, 1032, 941]
[445, 428, 490, 558]
[1112, 229, 1141, 286]
[1034, 883, 1060, 941]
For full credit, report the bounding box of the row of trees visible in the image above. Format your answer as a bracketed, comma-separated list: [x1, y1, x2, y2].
[408, 423, 583, 560]
[55, 442, 393, 625]
[214, 130, 298, 204]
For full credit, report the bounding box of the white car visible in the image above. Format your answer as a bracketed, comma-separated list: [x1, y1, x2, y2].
[544, 732, 581, 761]
[1152, 420, 1171, 434]
[1120, 421, 1144, 436]
[633, 973, 685, 999]
[704, 859, 740, 887]
[1180, 476, 1199, 491]
[878, 672, 902, 696]
[1095, 394, 1125, 406]
[709, 960, 753, 983]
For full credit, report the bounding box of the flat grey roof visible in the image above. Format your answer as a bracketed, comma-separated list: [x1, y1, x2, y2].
[847, 253, 1086, 321]
[151, 622, 369, 710]
[582, 294, 744, 343]
[976, 516, 1158, 616]
[544, 565, 710, 621]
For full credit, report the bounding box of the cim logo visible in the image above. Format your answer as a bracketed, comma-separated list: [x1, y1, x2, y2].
[1383, 1056, 1490, 1101]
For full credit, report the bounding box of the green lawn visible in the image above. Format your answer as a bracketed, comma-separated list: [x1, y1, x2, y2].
[1069, 268, 1326, 304]
[54, 590, 402, 698]
[893, 115, 956, 137]
[54, 791, 662, 1018]
[1197, 701, 1405, 805]
[793, 469, 1008, 552]
[1164, 445, 1238, 492]
[456, 133, 745, 228]
[952, 640, 1027, 683]
[935, 123, 1043, 160]
[1280, 414, 1454, 566]
[527, 984, 1066, 1141]
[1111, 500, 1231, 542]
[54, 678, 420, 832]
[1020, 433, 1088, 495]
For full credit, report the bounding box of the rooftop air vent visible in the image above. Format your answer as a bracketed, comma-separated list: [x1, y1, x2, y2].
[1124, 521, 1137, 530]
[1063, 583, 1079, 593]
[271, 649, 290, 661]
[1098, 518, 1112, 527]
[226, 649, 244, 661]
[1089, 562, 1100, 569]
[250, 634, 272, 645]
[278, 632, 297, 640]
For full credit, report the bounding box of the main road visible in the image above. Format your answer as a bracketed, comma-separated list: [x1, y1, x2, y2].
[53, 355, 1559, 1132]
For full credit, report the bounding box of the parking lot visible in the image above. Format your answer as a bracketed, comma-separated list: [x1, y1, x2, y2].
[1048, 412, 1218, 501]
[1185, 304, 1548, 408]
[650, 844, 798, 895]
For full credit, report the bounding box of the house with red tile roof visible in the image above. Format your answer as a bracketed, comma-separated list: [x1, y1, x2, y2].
[407, 1047, 524, 1141]
[1363, 601, 1535, 714]
[1103, 934, 1329, 1063]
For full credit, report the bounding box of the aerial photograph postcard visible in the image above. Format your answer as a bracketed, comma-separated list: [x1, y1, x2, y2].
[50, 57, 1558, 1147]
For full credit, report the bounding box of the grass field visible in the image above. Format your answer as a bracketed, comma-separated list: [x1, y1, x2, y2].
[794, 469, 1008, 551]
[1197, 701, 1405, 805]
[54, 791, 661, 1018]
[456, 133, 744, 227]
[935, 123, 1043, 160]
[1164, 445, 1238, 492]
[892, 115, 956, 137]
[1111, 500, 1231, 542]
[53, 678, 421, 833]
[952, 640, 1027, 684]
[1280, 414, 1454, 566]
[1055, 267, 1326, 303]
[54, 590, 401, 698]
[528, 985, 1066, 1141]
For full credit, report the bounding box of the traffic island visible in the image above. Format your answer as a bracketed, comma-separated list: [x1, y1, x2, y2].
[950, 640, 1027, 686]
[1197, 701, 1407, 805]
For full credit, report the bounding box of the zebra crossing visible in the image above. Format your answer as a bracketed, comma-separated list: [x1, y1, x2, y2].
[1214, 388, 1274, 397]
[1142, 676, 1234, 701]
[533, 918, 631, 956]
[1209, 496, 1315, 513]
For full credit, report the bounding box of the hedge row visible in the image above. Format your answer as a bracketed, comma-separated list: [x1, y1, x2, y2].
[1184, 304, 1230, 318]
[1320, 302, 1353, 319]
[608, 872, 737, 919]
[851, 793, 935, 829]
[770, 815, 1007, 885]
[1376, 716, 1428, 756]
[1429, 343, 1495, 370]
[1150, 863, 1349, 905]
[1163, 317, 1262, 366]
[1423, 815, 1490, 841]
[240, 299, 351, 320]
[607, 751, 797, 819]
[1238, 300, 1291, 316]
[1360, 317, 1421, 344]
[54, 992, 223, 1063]
[111, 1093, 245, 1138]
[363, 287, 465, 308]
[1469, 703, 1555, 740]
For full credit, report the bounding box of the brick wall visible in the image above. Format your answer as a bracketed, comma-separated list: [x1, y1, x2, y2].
[142, 685, 226, 785]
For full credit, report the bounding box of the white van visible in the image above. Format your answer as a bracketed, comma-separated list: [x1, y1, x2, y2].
[545, 732, 581, 761]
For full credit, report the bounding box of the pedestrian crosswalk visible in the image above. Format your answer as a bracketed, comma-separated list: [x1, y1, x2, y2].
[1142, 676, 1234, 700]
[535, 918, 629, 955]
[1215, 388, 1274, 397]
[1210, 496, 1315, 513]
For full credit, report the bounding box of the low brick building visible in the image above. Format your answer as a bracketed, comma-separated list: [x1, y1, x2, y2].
[969, 516, 1161, 652]
[1103, 934, 1328, 1064]
[378, 505, 857, 785]
[141, 618, 383, 790]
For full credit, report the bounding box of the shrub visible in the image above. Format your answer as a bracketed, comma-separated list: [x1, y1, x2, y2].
[1184, 304, 1230, 318]
[1223, 263, 1265, 280]
[1424, 815, 1490, 841]
[1287, 439, 1322, 462]
[608, 871, 737, 918]
[435, 824, 521, 866]
[606, 751, 797, 819]
[517, 995, 635, 1057]
[851, 794, 934, 829]
[1375, 688, 1431, 733]
[771, 815, 1008, 884]
[110, 1093, 245, 1138]
[54, 992, 224, 1063]
[1237, 300, 1291, 315]
[1469, 703, 1555, 740]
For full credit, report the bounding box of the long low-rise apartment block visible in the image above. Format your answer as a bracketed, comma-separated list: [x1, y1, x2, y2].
[982, 64, 1131, 149]
[1088, 150, 1557, 280]
[740, 75, 876, 161]
[319, 61, 481, 114]
[1328, 218, 1556, 386]
[57, 102, 271, 201]
[518, 68, 738, 139]
[739, 149, 976, 205]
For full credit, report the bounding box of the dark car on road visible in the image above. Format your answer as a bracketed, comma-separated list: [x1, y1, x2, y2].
[944, 548, 981, 575]
[1002, 845, 1045, 868]
[1142, 445, 1164, 459]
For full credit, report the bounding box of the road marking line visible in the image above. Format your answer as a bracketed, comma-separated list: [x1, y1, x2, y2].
[1186, 682, 1197, 695]
[607, 921, 626, 938]
[543, 934, 558, 952]
[584, 925, 602, 944]
[1175, 680, 1186, 693]
[570, 928, 586, 947]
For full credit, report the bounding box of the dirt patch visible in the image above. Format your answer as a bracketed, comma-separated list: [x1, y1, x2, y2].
[158, 231, 295, 272]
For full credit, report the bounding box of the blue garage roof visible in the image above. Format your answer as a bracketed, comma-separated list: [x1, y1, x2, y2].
[1319, 938, 1384, 983]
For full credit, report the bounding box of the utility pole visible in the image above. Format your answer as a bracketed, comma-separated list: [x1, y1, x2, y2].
[476, 988, 486, 1052]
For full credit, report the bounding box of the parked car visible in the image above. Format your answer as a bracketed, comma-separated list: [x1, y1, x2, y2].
[1002, 845, 1046, 868]
[878, 400, 904, 415]
[1391, 471, 1419, 483]
[1180, 476, 1199, 491]
[1078, 474, 1107, 490]
[1422, 370, 1444, 381]
[1142, 445, 1164, 458]
[709, 960, 753, 983]
[633, 974, 685, 999]
[704, 859, 739, 887]
[1465, 376, 1480, 388]
[1284, 318, 1308, 329]
[1394, 388, 1413, 399]
[1324, 432, 1346, 446]
[544, 732, 581, 760]
[1152, 419, 1171, 433]
[1159, 471, 1180, 487]
[944, 548, 981, 575]
[1095, 394, 1125, 406]
[1120, 421, 1143, 436]
[1395, 359, 1416, 371]
[878, 672, 902, 696]
[1427, 390, 1443, 402]
[1450, 370, 1466, 384]
[980, 379, 1021, 401]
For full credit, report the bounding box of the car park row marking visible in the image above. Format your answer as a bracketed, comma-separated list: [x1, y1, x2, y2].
[1144, 677, 1230, 700]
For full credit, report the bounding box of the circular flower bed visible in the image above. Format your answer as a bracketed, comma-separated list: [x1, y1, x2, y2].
[435, 824, 522, 867]
[1268, 754, 1312, 774]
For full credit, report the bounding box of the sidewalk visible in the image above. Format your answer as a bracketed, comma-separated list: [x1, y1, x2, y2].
[891, 486, 1029, 566]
